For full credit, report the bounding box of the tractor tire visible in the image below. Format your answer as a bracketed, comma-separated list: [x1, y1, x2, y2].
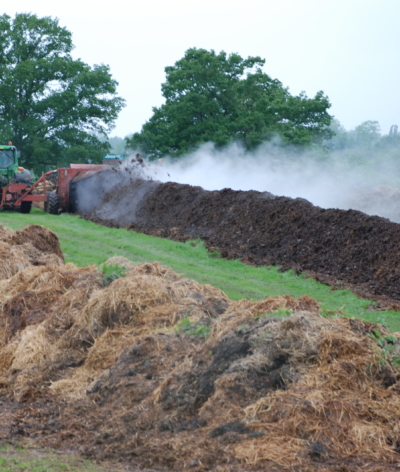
[44, 192, 59, 215]
[19, 200, 32, 214]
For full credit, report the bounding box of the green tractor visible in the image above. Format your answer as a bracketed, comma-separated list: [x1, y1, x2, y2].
[0, 143, 34, 213]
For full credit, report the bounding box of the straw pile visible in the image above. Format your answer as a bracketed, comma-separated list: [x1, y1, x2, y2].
[0, 223, 400, 471]
[0, 223, 64, 281]
[32, 177, 56, 209]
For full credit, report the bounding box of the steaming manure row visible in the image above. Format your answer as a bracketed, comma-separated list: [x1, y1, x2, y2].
[1, 223, 400, 471]
[76, 177, 400, 303]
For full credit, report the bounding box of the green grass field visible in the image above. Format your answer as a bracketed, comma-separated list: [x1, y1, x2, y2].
[0, 441, 119, 472]
[1, 208, 399, 332]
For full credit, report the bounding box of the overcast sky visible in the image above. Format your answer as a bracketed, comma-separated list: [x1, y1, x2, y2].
[5, 0, 400, 138]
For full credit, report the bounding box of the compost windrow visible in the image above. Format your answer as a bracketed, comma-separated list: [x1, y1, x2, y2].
[80, 178, 400, 300]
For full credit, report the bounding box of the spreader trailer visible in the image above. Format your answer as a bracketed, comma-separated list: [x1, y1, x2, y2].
[35, 164, 110, 214]
[1, 158, 109, 215]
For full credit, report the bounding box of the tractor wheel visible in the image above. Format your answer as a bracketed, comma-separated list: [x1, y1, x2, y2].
[44, 192, 59, 215]
[19, 200, 32, 214]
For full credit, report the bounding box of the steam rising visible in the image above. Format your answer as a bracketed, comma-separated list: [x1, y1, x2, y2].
[73, 158, 159, 217]
[75, 141, 400, 224]
[145, 142, 400, 223]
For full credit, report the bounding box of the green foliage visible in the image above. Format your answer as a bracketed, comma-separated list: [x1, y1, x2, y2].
[325, 118, 350, 151]
[384, 334, 397, 344]
[208, 250, 222, 259]
[256, 307, 292, 318]
[100, 263, 126, 286]
[0, 440, 108, 471]
[367, 329, 400, 367]
[353, 120, 381, 147]
[176, 316, 213, 338]
[237, 322, 248, 332]
[127, 48, 333, 158]
[322, 118, 400, 186]
[273, 308, 292, 316]
[326, 119, 381, 151]
[0, 13, 125, 173]
[108, 136, 127, 154]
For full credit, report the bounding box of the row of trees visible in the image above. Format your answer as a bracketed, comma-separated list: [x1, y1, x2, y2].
[327, 119, 382, 151]
[324, 119, 400, 181]
[3, 13, 397, 173]
[0, 13, 336, 172]
[124, 50, 400, 161]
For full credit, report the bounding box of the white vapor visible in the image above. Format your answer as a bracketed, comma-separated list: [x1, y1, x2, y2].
[141, 141, 400, 223]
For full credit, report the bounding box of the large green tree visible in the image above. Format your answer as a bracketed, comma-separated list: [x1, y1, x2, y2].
[127, 48, 333, 158]
[0, 13, 125, 172]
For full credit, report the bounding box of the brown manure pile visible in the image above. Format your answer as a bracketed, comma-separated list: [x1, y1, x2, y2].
[0, 225, 400, 471]
[80, 178, 400, 302]
[0, 223, 64, 281]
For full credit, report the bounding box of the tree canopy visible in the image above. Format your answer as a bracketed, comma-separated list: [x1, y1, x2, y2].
[127, 48, 333, 158]
[0, 13, 125, 172]
[326, 119, 382, 151]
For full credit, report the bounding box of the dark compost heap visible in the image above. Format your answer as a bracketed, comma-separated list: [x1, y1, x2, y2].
[75, 175, 400, 302]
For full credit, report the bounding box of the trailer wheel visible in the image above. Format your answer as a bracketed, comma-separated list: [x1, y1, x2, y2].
[44, 192, 59, 215]
[19, 200, 32, 214]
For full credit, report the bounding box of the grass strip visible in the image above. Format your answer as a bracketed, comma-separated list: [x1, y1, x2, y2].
[1, 208, 399, 331]
[0, 440, 114, 472]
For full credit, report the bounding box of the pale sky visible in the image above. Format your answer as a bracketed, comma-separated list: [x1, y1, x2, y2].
[5, 0, 400, 138]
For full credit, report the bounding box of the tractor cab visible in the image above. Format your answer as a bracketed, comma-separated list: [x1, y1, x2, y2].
[0, 145, 18, 173]
[0, 145, 19, 184]
[0, 148, 15, 168]
[0, 145, 31, 186]
[0, 144, 37, 213]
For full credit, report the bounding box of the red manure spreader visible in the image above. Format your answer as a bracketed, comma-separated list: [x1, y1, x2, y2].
[0, 144, 110, 215]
